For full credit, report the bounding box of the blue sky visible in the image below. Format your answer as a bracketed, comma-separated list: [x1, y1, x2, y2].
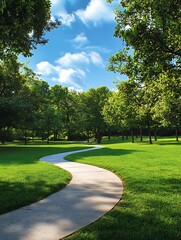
[23, 0, 126, 91]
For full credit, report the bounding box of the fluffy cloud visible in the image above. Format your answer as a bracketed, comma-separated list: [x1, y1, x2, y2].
[56, 52, 90, 67]
[57, 12, 76, 26]
[36, 50, 104, 89]
[75, 0, 114, 25]
[50, 0, 116, 27]
[56, 51, 104, 68]
[50, 0, 76, 26]
[36, 61, 56, 75]
[57, 68, 86, 84]
[72, 33, 88, 47]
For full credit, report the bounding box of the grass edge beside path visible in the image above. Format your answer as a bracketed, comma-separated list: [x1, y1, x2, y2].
[64, 138, 181, 240]
[0, 142, 90, 215]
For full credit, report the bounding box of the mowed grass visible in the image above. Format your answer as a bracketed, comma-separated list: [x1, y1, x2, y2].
[64, 138, 181, 240]
[0, 142, 89, 215]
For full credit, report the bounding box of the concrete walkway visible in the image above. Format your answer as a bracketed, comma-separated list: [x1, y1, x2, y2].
[0, 146, 123, 240]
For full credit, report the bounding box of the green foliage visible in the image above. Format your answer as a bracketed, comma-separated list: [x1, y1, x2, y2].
[51, 85, 79, 140]
[108, 0, 181, 80]
[153, 72, 181, 129]
[0, 0, 60, 57]
[78, 87, 111, 143]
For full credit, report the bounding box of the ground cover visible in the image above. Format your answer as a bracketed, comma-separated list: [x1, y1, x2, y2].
[64, 137, 181, 240]
[0, 142, 89, 215]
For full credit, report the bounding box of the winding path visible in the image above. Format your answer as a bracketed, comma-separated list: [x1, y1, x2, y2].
[0, 145, 123, 240]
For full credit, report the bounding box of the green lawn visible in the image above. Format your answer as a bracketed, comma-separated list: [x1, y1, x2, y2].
[0, 142, 88, 215]
[0, 138, 180, 240]
[64, 137, 181, 240]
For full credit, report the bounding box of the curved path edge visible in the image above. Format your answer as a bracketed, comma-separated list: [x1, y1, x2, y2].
[0, 145, 123, 240]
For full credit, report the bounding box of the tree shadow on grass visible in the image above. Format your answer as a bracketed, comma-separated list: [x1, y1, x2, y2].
[66, 147, 143, 162]
[156, 141, 181, 146]
[0, 179, 68, 215]
[65, 176, 181, 240]
[0, 146, 90, 165]
[73, 204, 181, 240]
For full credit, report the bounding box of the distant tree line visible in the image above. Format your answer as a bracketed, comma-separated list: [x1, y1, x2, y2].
[0, 56, 180, 144]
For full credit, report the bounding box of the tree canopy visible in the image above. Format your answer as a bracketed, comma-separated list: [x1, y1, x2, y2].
[108, 0, 181, 80]
[0, 0, 60, 58]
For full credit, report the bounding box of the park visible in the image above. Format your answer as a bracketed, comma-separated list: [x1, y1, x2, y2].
[0, 138, 181, 239]
[0, 0, 180, 240]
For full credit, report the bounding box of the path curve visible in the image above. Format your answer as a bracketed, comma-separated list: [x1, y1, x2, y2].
[0, 145, 123, 240]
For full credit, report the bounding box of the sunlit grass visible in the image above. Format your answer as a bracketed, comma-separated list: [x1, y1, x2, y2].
[64, 137, 181, 240]
[0, 142, 88, 215]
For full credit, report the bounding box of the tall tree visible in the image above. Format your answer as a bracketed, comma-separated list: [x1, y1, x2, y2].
[0, 0, 60, 58]
[80, 87, 110, 143]
[80, 86, 110, 143]
[108, 0, 181, 79]
[51, 85, 78, 140]
[103, 81, 139, 143]
[0, 55, 24, 142]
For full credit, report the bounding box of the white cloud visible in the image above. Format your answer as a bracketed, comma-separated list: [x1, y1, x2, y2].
[56, 51, 104, 68]
[36, 61, 56, 75]
[50, 0, 60, 5]
[50, 0, 117, 27]
[72, 33, 88, 47]
[50, 0, 76, 26]
[56, 52, 90, 67]
[36, 61, 86, 89]
[36, 50, 104, 89]
[75, 0, 114, 25]
[57, 68, 85, 84]
[57, 12, 76, 26]
[89, 51, 105, 67]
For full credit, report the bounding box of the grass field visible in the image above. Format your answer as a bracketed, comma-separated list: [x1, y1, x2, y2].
[64, 137, 181, 240]
[0, 142, 89, 215]
[0, 138, 180, 240]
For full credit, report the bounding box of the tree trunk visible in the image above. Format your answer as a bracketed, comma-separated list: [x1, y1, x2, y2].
[148, 128, 152, 144]
[41, 131, 45, 141]
[122, 133, 125, 140]
[131, 129, 134, 143]
[147, 114, 152, 144]
[54, 130, 58, 141]
[96, 130, 102, 144]
[154, 128, 157, 141]
[87, 129, 90, 142]
[24, 131, 27, 145]
[108, 130, 111, 141]
[176, 128, 179, 141]
[47, 130, 50, 144]
[1, 128, 6, 144]
[140, 128, 143, 142]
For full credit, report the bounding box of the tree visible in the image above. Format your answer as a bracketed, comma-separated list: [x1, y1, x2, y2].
[103, 81, 140, 143]
[108, 0, 181, 79]
[0, 0, 60, 58]
[153, 72, 181, 141]
[0, 56, 51, 144]
[137, 81, 160, 144]
[51, 85, 78, 141]
[79, 87, 110, 143]
[0, 55, 24, 143]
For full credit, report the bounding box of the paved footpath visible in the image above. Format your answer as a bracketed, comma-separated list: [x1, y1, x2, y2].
[0, 146, 123, 240]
